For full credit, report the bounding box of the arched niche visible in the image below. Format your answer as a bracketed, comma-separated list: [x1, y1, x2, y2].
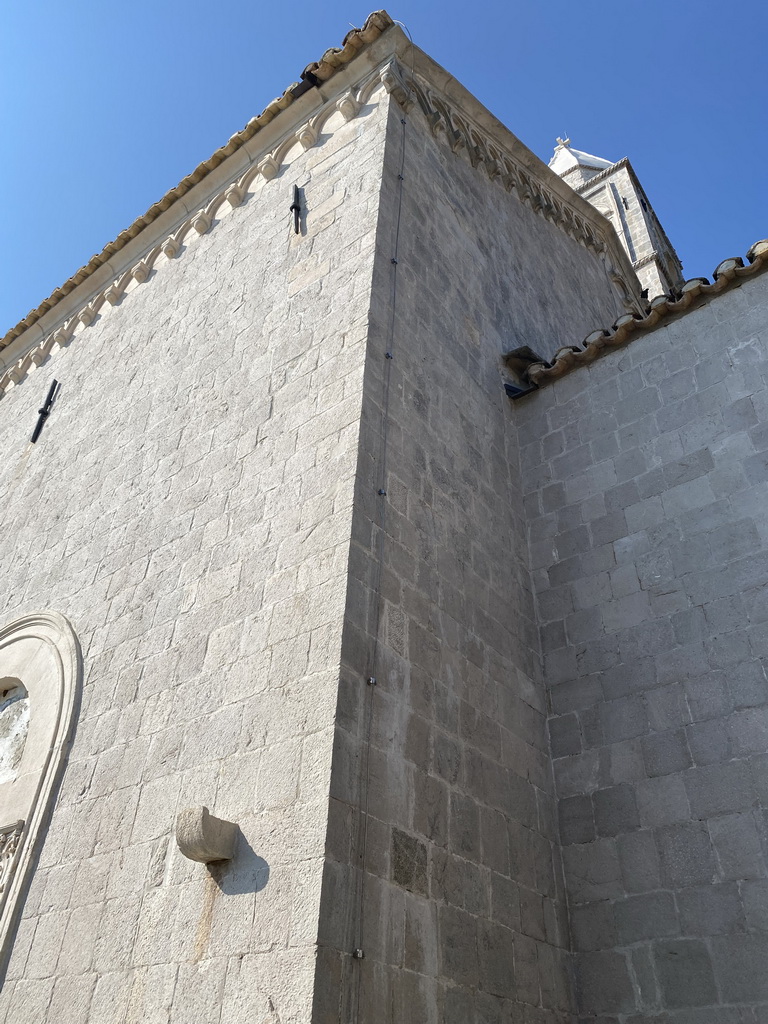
[0, 612, 81, 970]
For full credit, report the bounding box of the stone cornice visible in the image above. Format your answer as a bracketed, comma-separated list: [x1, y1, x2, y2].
[573, 157, 630, 192]
[391, 52, 641, 309]
[399, 69, 612, 258]
[0, 15, 644, 401]
[0, 10, 394, 351]
[632, 252, 661, 270]
[0, 63, 394, 400]
[524, 241, 768, 387]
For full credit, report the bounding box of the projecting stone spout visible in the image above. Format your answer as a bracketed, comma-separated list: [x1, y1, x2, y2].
[175, 806, 237, 864]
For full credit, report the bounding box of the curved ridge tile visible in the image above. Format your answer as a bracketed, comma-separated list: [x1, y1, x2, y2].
[526, 240, 768, 387]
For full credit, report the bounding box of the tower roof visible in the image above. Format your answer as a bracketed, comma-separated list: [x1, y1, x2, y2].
[548, 137, 614, 177]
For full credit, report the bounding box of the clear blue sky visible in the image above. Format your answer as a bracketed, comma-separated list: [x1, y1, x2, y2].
[2, 1, 765, 334]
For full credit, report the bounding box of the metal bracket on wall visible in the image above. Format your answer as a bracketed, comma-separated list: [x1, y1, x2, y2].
[31, 379, 60, 443]
[504, 381, 539, 401]
[290, 185, 301, 234]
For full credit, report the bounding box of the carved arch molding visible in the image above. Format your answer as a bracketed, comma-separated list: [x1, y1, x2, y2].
[0, 612, 81, 973]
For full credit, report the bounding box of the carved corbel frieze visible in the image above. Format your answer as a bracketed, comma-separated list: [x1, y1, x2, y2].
[713, 256, 743, 281]
[51, 327, 72, 349]
[483, 156, 501, 181]
[258, 155, 279, 181]
[380, 61, 412, 110]
[77, 304, 97, 328]
[500, 169, 517, 193]
[2, 365, 23, 391]
[296, 123, 319, 151]
[131, 261, 150, 284]
[336, 91, 360, 122]
[426, 110, 443, 136]
[162, 237, 181, 259]
[224, 184, 244, 208]
[104, 283, 121, 306]
[192, 211, 212, 235]
[448, 130, 465, 155]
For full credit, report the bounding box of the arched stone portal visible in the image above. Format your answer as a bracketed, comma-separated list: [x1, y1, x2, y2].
[0, 612, 81, 973]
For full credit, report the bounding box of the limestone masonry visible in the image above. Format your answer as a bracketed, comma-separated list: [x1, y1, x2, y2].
[0, 10, 766, 1024]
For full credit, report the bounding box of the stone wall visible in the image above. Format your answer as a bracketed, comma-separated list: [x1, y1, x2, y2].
[517, 271, 768, 1020]
[314, 87, 629, 1024]
[0, 89, 389, 1024]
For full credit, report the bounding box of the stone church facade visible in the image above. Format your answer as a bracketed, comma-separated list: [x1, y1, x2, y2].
[0, 11, 766, 1023]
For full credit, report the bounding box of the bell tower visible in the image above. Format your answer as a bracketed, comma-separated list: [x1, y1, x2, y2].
[550, 138, 684, 299]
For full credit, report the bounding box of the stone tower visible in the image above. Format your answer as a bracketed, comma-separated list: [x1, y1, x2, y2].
[549, 139, 685, 300]
[0, 10, 766, 1024]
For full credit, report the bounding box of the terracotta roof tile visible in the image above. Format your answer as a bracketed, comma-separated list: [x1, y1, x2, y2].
[525, 240, 768, 387]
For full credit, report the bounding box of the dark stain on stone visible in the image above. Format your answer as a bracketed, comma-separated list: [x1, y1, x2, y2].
[391, 827, 428, 895]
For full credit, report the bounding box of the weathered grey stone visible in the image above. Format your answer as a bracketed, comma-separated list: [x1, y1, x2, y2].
[686, 719, 731, 765]
[642, 730, 692, 777]
[657, 823, 717, 888]
[518, 885, 546, 944]
[391, 828, 429, 896]
[549, 713, 583, 758]
[570, 901, 617, 951]
[478, 919, 516, 999]
[562, 839, 623, 904]
[413, 771, 449, 847]
[711, 935, 768, 1002]
[490, 872, 521, 932]
[575, 951, 636, 1015]
[600, 696, 648, 744]
[616, 830, 661, 894]
[730, 706, 768, 756]
[677, 882, 743, 935]
[593, 784, 640, 837]
[645, 684, 687, 732]
[709, 811, 766, 880]
[743, 879, 768, 929]
[636, 775, 691, 827]
[438, 905, 478, 987]
[685, 761, 755, 818]
[614, 892, 679, 944]
[684, 671, 734, 722]
[559, 795, 596, 846]
[653, 939, 718, 1008]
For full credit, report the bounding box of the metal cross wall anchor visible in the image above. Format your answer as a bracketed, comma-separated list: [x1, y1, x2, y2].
[31, 379, 60, 443]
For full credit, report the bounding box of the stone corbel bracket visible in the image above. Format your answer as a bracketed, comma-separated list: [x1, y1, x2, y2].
[175, 806, 237, 864]
[380, 59, 413, 110]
